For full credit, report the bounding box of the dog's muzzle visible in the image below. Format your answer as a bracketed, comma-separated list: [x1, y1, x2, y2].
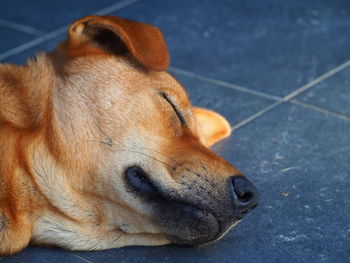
[125, 166, 259, 245]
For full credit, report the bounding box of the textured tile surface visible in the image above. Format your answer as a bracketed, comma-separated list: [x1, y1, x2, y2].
[0, 25, 38, 53]
[1, 34, 65, 65]
[296, 66, 350, 117]
[0, 0, 124, 31]
[172, 72, 275, 126]
[211, 103, 350, 263]
[1, 247, 85, 263]
[112, 0, 350, 96]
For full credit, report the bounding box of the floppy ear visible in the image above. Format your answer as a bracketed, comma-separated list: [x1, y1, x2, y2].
[193, 107, 232, 147]
[64, 15, 170, 71]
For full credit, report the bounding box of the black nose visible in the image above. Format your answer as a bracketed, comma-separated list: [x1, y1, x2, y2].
[230, 176, 259, 213]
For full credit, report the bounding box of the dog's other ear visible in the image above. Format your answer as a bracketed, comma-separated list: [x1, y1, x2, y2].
[193, 107, 232, 147]
[64, 15, 169, 71]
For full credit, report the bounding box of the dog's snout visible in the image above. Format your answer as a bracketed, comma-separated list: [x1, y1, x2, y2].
[125, 166, 161, 198]
[229, 176, 259, 213]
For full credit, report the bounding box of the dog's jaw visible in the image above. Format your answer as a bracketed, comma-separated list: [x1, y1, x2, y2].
[31, 213, 171, 250]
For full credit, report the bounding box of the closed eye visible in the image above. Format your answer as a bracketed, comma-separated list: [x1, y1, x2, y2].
[160, 92, 186, 126]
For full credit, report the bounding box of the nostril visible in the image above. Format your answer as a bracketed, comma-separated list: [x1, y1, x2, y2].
[237, 192, 253, 203]
[125, 166, 161, 197]
[230, 176, 259, 210]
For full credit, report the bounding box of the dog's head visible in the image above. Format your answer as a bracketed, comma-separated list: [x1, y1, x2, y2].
[0, 15, 259, 251]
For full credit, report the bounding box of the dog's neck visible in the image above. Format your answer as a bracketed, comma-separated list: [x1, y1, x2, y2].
[0, 54, 56, 252]
[0, 54, 127, 252]
[0, 54, 54, 130]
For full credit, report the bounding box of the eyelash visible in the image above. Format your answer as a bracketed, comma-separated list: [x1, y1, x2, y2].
[160, 92, 186, 126]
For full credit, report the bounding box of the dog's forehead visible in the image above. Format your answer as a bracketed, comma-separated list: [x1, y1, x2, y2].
[67, 56, 190, 106]
[148, 71, 190, 106]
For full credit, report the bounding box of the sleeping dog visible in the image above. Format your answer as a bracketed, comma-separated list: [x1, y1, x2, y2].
[0, 15, 259, 255]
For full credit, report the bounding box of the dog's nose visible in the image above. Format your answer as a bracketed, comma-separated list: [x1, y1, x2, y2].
[229, 176, 259, 213]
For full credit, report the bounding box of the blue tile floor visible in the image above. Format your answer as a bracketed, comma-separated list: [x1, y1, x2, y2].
[0, 0, 349, 262]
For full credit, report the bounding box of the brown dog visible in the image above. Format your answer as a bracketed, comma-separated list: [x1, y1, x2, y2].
[0, 15, 259, 255]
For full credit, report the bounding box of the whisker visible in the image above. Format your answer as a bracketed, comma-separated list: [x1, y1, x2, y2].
[82, 139, 176, 168]
[138, 147, 218, 188]
[111, 149, 176, 169]
[86, 139, 113, 146]
[84, 139, 222, 201]
[138, 146, 181, 165]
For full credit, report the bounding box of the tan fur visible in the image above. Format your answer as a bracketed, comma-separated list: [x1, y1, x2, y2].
[0, 16, 248, 255]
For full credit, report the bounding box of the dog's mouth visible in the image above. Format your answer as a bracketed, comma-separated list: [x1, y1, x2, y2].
[156, 199, 221, 246]
[124, 166, 248, 246]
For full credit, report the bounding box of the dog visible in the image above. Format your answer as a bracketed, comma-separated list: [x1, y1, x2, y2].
[0, 15, 259, 255]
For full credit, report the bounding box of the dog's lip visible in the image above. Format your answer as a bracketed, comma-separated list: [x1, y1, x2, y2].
[163, 198, 222, 245]
[146, 190, 249, 246]
[165, 199, 255, 246]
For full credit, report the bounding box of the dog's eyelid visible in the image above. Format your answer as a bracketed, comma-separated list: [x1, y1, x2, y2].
[159, 92, 186, 126]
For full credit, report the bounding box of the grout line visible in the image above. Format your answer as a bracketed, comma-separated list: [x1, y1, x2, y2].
[0, 26, 67, 61]
[232, 101, 283, 130]
[169, 66, 282, 101]
[0, 19, 45, 36]
[95, 0, 141, 15]
[170, 59, 350, 128]
[291, 99, 350, 121]
[282, 60, 350, 101]
[0, 0, 141, 61]
[231, 60, 350, 130]
[73, 253, 97, 263]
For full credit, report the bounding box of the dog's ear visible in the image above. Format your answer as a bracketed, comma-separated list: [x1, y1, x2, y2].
[64, 15, 169, 71]
[193, 107, 232, 147]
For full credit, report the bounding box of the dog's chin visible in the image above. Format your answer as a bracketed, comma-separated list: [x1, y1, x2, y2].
[151, 199, 242, 247]
[155, 201, 218, 246]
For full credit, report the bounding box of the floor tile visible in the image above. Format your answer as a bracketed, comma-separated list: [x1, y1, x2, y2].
[112, 0, 350, 96]
[1, 247, 85, 263]
[0, 26, 38, 54]
[0, 34, 65, 65]
[0, 0, 124, 32]
[296, 66, 350, 117]
[210, 103, 350, 263]
[172, 72, 275, 126]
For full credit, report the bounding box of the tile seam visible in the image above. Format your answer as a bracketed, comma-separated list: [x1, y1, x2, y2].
[0, 19, 45, 36]
[282, 60, 350, 101]
[231, 59, 350, 129]
[0, 0, 142, 61]
[232, 101, 283, 130]
[169, 66, 282, 101]
[291, 99, 350, 121]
